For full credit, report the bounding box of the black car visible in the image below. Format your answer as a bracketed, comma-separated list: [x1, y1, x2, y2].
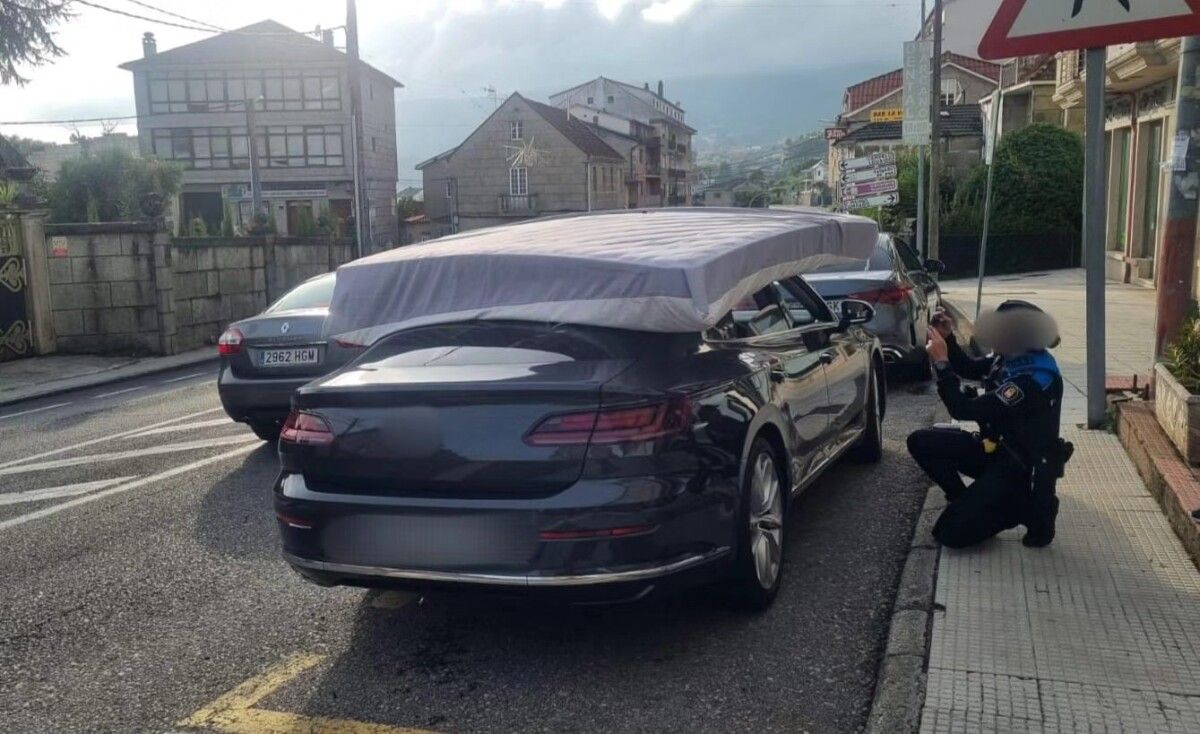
[274, 275, 885, 608]
[217, 273, 361, 440]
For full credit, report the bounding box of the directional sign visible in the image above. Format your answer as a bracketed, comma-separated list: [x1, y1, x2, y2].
[840, 152, 896, 172]
[979, 0, 1200, 59]
[845, 193, 899, 211]
[843, 164, 897, 184]
[842, 178, 899, 199]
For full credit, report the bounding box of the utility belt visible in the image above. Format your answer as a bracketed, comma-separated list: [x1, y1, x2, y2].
[978, 433, 1074, 481]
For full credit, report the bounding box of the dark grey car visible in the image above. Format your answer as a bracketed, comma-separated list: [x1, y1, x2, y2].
[217, 273, 360, 440]
[805, 234, 943, 378]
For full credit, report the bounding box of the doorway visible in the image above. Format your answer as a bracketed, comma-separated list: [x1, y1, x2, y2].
[1137, 120, 1164, 264]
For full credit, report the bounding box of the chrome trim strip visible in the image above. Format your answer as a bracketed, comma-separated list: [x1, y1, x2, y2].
[284, 547, 731, 587]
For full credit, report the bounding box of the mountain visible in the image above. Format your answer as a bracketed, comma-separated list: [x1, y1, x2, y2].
[395, 63, 892, 182]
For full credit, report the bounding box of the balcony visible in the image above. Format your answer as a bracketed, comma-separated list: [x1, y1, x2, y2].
[498, 193, 538, 216]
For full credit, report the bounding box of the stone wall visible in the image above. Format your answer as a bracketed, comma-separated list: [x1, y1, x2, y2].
[42, 223, 355, 355]
[46, 222, 163, 355]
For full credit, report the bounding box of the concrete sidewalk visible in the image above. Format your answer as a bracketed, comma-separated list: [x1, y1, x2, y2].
[919, 270, 1200, 732]
[0, 348, 215, 407]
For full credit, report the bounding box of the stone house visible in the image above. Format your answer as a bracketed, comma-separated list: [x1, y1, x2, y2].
[1053, 40, 1183, 290]
[549, 77, 696, 207]
[119, 20, 402, 249]
[417, 92, 626, 235]
[979, 54, 1066, 159]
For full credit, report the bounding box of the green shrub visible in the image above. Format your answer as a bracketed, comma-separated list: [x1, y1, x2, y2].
[220, 200, 235, 237]
[48, 148, 181, 223]
[1165, 311, 1200, 393]
[189, 217, 208, 237]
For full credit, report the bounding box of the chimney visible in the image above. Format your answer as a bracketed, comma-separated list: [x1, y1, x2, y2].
[321, 28, 334, 46]
[644, 82, 650, 90]
[657, 80, 663, 98]
[142, 32, 157, 58]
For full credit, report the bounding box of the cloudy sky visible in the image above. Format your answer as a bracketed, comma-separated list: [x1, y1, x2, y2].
[0, 0, 947, 176]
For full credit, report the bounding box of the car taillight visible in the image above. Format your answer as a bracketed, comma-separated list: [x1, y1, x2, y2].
[217, 327, 245, 356]
[852, 284, 913, 305]
[279, 410, 334, 446]
[525, 397, 693, 446]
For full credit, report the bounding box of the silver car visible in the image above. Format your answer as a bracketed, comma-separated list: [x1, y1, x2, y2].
[805, 234, 943, 379]
[217, 273, 361, 440]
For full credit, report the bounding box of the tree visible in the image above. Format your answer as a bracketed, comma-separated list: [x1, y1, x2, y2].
[396, 196, 423, 220]
[948, 124, 1084, 235]
[48, 148, 182, 223]
[0, 1, 73, 86]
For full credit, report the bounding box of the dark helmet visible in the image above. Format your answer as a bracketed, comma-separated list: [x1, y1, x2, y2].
[975, 299, 1060, 356]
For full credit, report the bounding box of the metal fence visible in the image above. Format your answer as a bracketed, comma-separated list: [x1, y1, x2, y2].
[939, 233, 1081, 280]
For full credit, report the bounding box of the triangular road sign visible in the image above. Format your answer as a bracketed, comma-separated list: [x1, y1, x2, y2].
[979, 0, 1200, 60]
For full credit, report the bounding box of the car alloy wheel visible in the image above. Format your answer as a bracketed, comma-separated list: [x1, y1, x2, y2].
[749, 450, 784, 589]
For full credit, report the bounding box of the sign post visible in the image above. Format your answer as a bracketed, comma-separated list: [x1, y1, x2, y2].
[979, 0, 1200, 429]
[904, 38, 934, 256]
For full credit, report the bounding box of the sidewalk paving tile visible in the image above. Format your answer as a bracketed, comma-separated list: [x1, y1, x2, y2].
[921, 429, 1200, 731]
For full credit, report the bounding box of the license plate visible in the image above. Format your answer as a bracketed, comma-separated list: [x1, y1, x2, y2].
[826, 299, 844, 314]
[259, 347, 320, 367]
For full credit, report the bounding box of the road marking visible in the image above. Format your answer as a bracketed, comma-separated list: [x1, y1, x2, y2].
[0, 407, 223, 470]
[92, 385, 145, 399]
[163, 371, 206, 383]
[0, 402, 71, 421]
[126, 417, 234, 438]
[179, 652, 432, 734]
[0, 476, 137, 506]
[0, 442, 259, 531]
[0, 435, 258, 477]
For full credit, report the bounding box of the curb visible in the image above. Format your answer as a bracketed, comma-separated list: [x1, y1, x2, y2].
[0, 350, 217, 408]
[865, 485, 944, 734]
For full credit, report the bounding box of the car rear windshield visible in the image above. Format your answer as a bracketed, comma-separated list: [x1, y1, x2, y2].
[809, 241, 894, 274]
[267, 274, 335, 312]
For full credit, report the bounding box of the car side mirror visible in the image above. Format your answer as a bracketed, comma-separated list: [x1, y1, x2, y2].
[923, 258, 946, 274]
[839, 299, 875, 328]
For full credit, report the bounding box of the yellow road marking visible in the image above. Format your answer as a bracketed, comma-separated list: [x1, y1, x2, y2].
[179, 653, 434, 734]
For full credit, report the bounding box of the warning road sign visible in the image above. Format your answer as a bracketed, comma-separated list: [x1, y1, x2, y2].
[979, 0, 1200, 59]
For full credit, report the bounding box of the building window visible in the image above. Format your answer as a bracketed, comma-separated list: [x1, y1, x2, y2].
[940, 79, 965, 106]
[587, 96, 594, 104]
[445, 181, 453, 198]
[150, 125, 344, 169]
[371, 137, 377, 152]
[510, 121, 523, 140]
[148, 69, 341, 114]
[607, 95, 614, 104]
[509, 167, 528, 196]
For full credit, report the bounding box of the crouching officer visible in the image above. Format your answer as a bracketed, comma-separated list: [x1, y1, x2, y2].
[907, 300, 1072, 549]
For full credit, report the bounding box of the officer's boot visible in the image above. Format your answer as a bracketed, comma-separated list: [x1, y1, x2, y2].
[1022, 495, 1058, 548]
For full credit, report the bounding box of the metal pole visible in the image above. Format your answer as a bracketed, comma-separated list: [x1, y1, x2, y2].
[927, 0, 942, 262]
[245, 98, 263, 225]
[346, 0, 370, 256]
[1084, 47, 1109, 429]
[916, 0, 927, 259]
[1154, 36, 1200, 358]
[350, 112, 365, 256]
[976, 79, 1003, 320]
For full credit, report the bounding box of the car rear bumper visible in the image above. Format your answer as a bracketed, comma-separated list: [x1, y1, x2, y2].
[273, 470, 737, 601]
[217, 364, 311, 424]
[866, 304, 922, 363]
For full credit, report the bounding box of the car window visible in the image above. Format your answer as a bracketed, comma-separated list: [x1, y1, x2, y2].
[867, 242, 895, 271]
[808, 237, 892, 274]
[894, 239, 925, 272]
[707, 285, 792, 340]
[266, 274, 335, 312]
[776, 277, 835, 324]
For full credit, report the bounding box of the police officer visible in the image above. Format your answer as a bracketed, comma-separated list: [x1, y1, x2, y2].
[907, 300, 1069, 549]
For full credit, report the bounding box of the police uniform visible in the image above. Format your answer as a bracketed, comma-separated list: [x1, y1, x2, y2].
[907, 319, 1067, 549]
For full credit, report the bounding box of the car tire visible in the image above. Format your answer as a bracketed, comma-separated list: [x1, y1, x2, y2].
[729, 436, 785, 611]
[847, 367, 884, 464]
[249, 421, 281, 442]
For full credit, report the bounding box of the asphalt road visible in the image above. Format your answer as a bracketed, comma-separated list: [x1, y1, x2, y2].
[0, 365, 938, 733]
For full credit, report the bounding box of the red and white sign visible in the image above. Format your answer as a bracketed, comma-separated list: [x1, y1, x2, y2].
[825, 127, 847, 142]
[979, 0, 1200, 60]
[842, 179, 899, 198]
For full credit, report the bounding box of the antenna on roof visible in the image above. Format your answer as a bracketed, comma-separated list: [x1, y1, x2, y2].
[484, 85, 499, 109]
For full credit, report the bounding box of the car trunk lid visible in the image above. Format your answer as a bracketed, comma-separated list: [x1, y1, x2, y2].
[286, 322, 637, 497]
[228, 308, 330, 378]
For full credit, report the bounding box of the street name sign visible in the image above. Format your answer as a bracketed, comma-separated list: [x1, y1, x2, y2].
[902, 40, 933, 145]
[845, 193, 900, 210]
[842, 179, 899, 198]
[840, 152, 896, 172]
[979, 0, 1200, 59]
[843, 164, 897, 184]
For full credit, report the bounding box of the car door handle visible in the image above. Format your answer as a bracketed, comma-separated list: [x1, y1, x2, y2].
[819, 351, 836, 365]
